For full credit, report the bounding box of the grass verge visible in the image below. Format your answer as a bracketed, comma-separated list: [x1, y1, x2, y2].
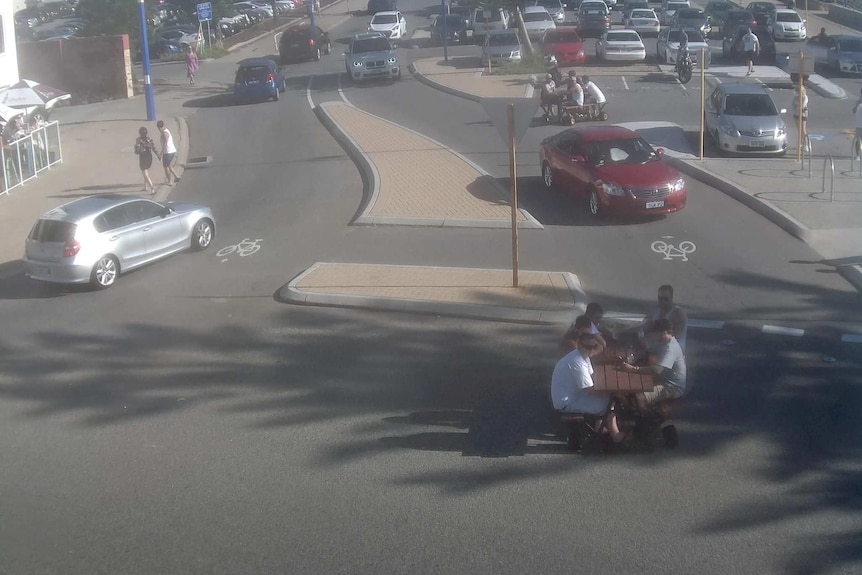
[487, 52, 545, 76]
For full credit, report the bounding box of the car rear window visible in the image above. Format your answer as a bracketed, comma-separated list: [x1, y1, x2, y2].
[545, 30, 581, 42]
[29, 220, 76, 242]
[239, 65, 271, 82]
[631, 10, 655, 17]
[607, 31, 640, 41]
[524, 11, 552, 21]
[580, 4, 608, 15]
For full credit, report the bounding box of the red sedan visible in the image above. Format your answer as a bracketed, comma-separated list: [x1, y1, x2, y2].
[541, 29, 587, 64]
[539, 126, 687, 217]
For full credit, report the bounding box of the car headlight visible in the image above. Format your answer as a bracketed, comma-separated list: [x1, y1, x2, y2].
[577, 49, 584, 57]
[669, 177, 685, 192]
[353, 60, 362, 67]
[602, 182, 624, 196]
[720, 123, 739, 137]
[512, 50, 521, 58]
[367, 26, 373, 32]
[840, 59, 853, 67]
[387, 56, 397, 64]
[777, 125, 786, 137]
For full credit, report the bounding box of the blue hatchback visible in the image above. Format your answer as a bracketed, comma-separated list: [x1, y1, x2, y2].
[233, 58, 286, 102]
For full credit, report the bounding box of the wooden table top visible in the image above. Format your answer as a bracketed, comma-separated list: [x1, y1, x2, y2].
[591, 345, 654, 393]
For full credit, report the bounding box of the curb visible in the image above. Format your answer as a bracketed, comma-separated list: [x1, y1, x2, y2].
[807, 75, 847, 99]
[665, 156, 862, 292]
[315, 100, 543, 229]
[410, 62, 481, 102]
[276, 262, 587, 324]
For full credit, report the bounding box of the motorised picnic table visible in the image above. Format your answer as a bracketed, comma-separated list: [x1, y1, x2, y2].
[591, 344, 654, 393]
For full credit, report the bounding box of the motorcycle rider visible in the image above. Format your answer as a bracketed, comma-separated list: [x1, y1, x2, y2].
[675, 27, 690, 75]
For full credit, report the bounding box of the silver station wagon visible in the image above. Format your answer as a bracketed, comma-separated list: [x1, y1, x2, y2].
[23, 195, 216, 289]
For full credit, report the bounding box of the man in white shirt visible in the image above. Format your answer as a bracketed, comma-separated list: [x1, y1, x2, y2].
[581, 75, 606, 113]
[853, 87, 862, 158]
[541, 73, 560, 119]
[551, 334, 625, 443]
[157, 119, 181, 185]
[743, 27, 759, 75]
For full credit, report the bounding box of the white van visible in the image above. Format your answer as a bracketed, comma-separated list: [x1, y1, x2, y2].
[473, 7, 510, 40]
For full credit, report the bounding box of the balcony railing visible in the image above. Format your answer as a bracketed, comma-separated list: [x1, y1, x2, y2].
[1, 121, 63, 195]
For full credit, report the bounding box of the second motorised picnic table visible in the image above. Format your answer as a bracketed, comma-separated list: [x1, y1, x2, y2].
[592, 344, 654, 393]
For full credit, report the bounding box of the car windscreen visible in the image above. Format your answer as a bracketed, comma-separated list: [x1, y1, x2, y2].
[545, 30, 581, 42]
[352, 37, 392, 52]
[836, 39, 862, 52]
[606, 31, 640, 42]
[776, 12, 801, 22]
[630, 10, 655, 17]
[524, 11, 552, 21]
[488, 33, 519, 46]
[372, 14, 397, 23]
[724, 94, 778, 116]
[668, 29, 704, 42]
[667, 3, 689, 11]
[29, 220, 76, 242]
[590, 137, 657, 166]
[580, 5, 608, 15]
[239, 65, 271, 82]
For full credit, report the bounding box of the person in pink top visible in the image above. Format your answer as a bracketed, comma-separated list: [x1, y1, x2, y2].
[185, 45, 199, 85]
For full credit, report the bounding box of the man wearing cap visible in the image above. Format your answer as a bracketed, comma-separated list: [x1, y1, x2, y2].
[551, 334, 627, 444]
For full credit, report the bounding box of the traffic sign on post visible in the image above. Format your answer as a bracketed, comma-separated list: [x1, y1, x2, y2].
[196, 1, 212, 21]
[480, 97, 540, 147]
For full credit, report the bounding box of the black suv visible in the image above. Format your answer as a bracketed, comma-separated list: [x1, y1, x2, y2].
[279, 24, 332, 63]
[367, 0, 396, 15]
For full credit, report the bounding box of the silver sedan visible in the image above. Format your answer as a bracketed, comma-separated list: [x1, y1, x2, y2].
[23, 195, 216, 289]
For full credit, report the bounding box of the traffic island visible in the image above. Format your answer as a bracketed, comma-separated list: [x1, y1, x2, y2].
[277, 262, 587, 324]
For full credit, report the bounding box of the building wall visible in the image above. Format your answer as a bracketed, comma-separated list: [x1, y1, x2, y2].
[0, 0, 21, 89]
[17, 34, 134, 100]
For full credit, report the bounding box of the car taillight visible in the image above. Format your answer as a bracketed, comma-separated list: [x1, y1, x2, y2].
[63, 240, 80, 258]
[309, 37, 315, 46]
[268, 73, 275, 83]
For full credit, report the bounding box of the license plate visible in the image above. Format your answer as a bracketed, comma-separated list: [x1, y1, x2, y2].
[750, 140, 766, 147]
[646, 200, 664, 209]
[32, 266, 50, 276]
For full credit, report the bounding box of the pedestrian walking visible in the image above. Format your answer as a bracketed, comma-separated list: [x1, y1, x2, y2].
[792, 84, 808, 151]
[852, 87, 862, 158]
[134, 126, 159, 194]
[157, 120, 181, 185]
[185, 44, 199, 85]
[743, 27, 759, 75]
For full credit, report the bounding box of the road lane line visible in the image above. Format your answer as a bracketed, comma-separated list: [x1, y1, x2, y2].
[306, 75, 314, 109]
[621, 76, 629, 90]
[842, 334, 862, 343]
[675, 77, 687, 93]
[338, 72, 353, 106]
[762, 325, 804, 337]
[688, 319, 725, 329]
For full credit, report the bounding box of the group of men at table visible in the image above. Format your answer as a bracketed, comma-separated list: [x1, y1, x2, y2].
[550, 285, 688, 445]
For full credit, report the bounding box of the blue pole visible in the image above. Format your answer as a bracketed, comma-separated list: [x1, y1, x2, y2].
[137, 0, 156, 121]
[441, 0, 448, 61]
[309, 0, 316, 29]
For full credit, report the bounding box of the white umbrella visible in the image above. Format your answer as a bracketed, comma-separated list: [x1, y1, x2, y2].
[0, 102, 26, 123]
[0, 79, 71, 110]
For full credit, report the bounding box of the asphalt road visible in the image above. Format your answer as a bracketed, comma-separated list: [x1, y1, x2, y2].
[1, 2, 861, 575]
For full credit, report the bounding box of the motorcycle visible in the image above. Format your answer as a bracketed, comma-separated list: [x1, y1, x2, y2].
[676, 50, 693, 84]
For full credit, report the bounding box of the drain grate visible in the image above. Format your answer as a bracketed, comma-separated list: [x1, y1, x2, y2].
[185, 155, 213, 167]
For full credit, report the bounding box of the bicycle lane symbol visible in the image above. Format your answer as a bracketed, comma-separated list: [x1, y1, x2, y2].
[651, 236, 696, 261]
[217, 238, 263, 262]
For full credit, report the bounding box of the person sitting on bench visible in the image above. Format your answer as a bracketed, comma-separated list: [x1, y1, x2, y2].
[551, 334, 627, 444]
[541, 73, 561, 118]
[581, 75, 607, 113]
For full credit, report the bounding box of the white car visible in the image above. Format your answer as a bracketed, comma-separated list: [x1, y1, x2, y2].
[767, 8, 806, 41]
[522, 6, 557, 38]
[660, 0, 690, 26]
[368, 10, 407, 39]
[235, 1, 273, 17]
[596, 29, 646, 61]
[657, 26, 711, 65]
[625, 8, 660, 36]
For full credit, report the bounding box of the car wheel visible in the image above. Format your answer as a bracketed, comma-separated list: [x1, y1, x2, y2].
[314, 47, 321, 61]
[90, 255, 119, 289]
[280, 78, 286, 92]
[542, 161, 554, 190]
[191, 218, 214, 251]
[273, 87, 280, 101]
[588, 188, 601, 217]
[324, 42, 331, 55]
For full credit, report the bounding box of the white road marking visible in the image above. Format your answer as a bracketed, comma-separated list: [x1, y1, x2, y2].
[714, 77, 722, 83]
[621, 76, 629, 90]
[337, 73, 353, 106]
[651, 238, 696, 261]
[762, 325, 805, 337]
[688, 319, 725, 329]
[306, 75, 314, 109]
[675, 77, 687, 92]
[842, 334, 862, 343]
[755, 77, 772, 91]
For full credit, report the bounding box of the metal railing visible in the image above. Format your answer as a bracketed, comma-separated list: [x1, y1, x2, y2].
[801, 135, 812, 178]
[851, 135, 862, 178]
[822, 154, 835, 202]
[1, 121, 63, 195]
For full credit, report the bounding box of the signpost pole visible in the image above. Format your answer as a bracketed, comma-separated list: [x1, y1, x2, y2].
[441, 0, 448, 61]
[508, 102, 519, 288]
[138, 0, 156, 121]
[797, 52, 804, 162]
[700, 47, 705, 160]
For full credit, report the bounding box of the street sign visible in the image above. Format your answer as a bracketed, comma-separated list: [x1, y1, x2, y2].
[787, 52, 815, 75]
[196, 1, 212, 22]
[480, 97, 540, 147]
